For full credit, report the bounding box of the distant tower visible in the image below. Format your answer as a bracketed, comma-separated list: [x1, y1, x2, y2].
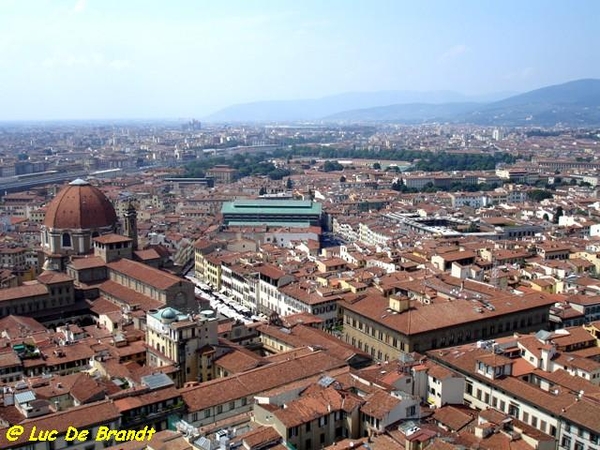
[124, 201, 138, 251]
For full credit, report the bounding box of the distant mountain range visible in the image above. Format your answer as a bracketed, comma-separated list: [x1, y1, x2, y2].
[204, 90, 515, 123]
[205, 79, 600, 126]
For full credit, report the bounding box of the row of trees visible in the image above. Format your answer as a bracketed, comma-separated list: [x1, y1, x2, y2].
[286, 145, 516, 170]
[184, 153, 291, 180]
[183, 145, 517, 180]
[391, 181, 500, 193]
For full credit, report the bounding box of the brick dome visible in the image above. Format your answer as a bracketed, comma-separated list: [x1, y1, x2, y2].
[44, 179, 117, 230]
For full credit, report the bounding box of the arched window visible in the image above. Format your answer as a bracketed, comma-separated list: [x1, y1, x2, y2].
[62, 233, 72, 247]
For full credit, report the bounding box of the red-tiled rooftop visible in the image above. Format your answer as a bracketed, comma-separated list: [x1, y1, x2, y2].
[68, 256, 106, 270]
[107, 258, 188, 290]
[44, 181, 117, 230]
[93, 234, 132, 244]
[0, 283, 47, 303]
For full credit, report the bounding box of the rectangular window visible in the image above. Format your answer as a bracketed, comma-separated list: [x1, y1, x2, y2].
[562, 436, 571, 449]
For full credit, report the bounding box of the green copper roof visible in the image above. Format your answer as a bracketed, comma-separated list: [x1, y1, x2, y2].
[226, 220, 313, 228]
[221, 199, 322, 216]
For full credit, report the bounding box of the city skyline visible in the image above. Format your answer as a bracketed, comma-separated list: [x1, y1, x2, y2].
[1, 0, 599, 120]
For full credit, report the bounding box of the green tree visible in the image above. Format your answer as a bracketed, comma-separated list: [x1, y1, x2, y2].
[286, 178, 293, 189]
[373, 162, 381, 170]
[259, 186, 267, 195]
[553, 206, 564, 224]
[528, 190, 553, 202]
[323, 160, 344, 172]
[339, 175, 347, 183]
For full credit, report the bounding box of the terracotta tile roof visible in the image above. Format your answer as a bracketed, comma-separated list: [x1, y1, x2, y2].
[551, 327, 596, 348]
[44, 182, 117, 230]
[180, 351, 346, 412]
[434, 250, 476, 262]
[432, 405, 475, 431]
[426, 360, 460, 381]
[262, 347, 315, 363]
[99, 279, 163, 311]
[532, 368, 600, 397]
[282, 312, 323, 328]
[68, 256, 107, 270]
[429, 343, 600, 430]
[235, 425, 282, 449]
[360, 389, 400, 419]
[113, 386, 181, 412]
[37, 271, 73, 284]
[561, 396, 600, 433]
[34, 373, 106, 404]
[279, 283, 341, 306]
[554, 352, 600, 373]
[342, 290, 556, 335]
[0, 315, 47, 339]
[107, 258, 189, 291]
[566, 294, 600, 306]
[274, 386, 350, 427]
[0, 283, 47, 303]
[39, 342, 95, 368]
[89, 297, 122, 315]
[0, 400, 120, 447]
[104, 430, 188, 450]
[256, 324, 370, 363]
[0, 351, 21, 369]
[133, 249, 161, 260]
[257, 264, 286, 280]
[214, 347, 263, 374]
[417, 439, 455, 450]
[93, 234, 132, 244]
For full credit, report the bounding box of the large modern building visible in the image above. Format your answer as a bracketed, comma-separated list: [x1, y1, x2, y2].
[221, 199, 322, 228]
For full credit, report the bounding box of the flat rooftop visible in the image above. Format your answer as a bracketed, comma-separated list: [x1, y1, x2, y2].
[222, 199, 322, 216]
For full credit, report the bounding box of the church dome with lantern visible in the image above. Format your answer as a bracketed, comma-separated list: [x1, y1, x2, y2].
[41, 179, 118, 260]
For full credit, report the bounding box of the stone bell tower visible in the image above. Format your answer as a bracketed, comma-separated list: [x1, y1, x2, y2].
[123, 201, 138, 251]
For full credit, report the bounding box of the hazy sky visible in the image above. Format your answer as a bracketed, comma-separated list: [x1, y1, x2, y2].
[1, 0, 599, 120]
